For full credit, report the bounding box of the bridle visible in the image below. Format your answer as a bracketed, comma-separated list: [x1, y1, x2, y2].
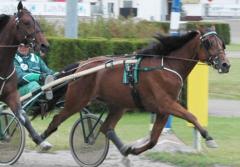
[134, 31, 226, 67]
[131, 31, 226, 98]
[15, 9, 40, 48]
[0, 9, 39, 95]
[200, 31, 226, 67]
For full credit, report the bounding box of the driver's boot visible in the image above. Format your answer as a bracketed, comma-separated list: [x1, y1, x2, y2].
[44, 75, 54, 100]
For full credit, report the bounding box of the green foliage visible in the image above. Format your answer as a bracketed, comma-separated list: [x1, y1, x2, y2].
[39, 17, 230, 44]
[46, 37, 148, 70]
[185, 21, 231, 44]
[78, 18, 166, 39]
[47, 37, 113, 70]
[37, 16, 63, 37]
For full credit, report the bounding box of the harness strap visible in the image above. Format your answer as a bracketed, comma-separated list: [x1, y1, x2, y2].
[124, 58, 145, 109]
[131, 86, 145, 110]
[124, 56, 184, 108]
[138, 57, 183, 100]
[161, 57, 183, 100]
[0, 68, 16, 95]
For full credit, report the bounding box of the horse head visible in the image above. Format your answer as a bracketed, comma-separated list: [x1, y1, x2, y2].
[197, 26, 230, 73]
[15, 1, 49, 54]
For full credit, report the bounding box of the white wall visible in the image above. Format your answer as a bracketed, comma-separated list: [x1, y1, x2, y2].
[183, 3, 204, 16]
[135, 0, 164, 21]
[101, 0, 120, 18]
[0, 1, 90, 16]
[201, 0, 239, 4]
[183, 0, 240, 17]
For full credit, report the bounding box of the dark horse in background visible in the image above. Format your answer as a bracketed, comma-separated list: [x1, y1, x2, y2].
[41, 27, 230, 156]
[0, 2, 51, 150]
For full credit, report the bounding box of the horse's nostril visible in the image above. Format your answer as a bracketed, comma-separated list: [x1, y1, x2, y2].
[40, 44, 49, 53]
[222, 63, 228, 67]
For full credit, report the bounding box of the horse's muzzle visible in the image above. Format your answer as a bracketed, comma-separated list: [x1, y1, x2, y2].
[40, 44, 50, 54]
[218, 62, 231, 73]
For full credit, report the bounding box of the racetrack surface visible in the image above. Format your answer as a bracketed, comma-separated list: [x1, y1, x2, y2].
[7, 99, 239, 167]
[11, 145, 176, 167]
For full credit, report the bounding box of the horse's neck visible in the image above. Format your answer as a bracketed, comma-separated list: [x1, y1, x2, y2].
[167, 36, 200, 80]
[0, 18, 17, 76]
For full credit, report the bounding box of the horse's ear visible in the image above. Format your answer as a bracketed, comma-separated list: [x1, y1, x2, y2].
[17, 1, 23, 11]
[196, 25, 205, 35]
[210, 25, 216, 31]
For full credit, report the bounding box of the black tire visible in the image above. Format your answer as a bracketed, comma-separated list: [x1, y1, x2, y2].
[70, 114, 109, 167]
[0, 111, 25, 165]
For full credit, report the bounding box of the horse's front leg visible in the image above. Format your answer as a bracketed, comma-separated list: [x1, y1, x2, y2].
[5, 91, 52, 150]
[128, 113, 169, 155]
[163, 100, 218, 148]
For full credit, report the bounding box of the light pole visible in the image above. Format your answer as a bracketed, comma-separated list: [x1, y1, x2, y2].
[150, 0, 181, 133]
[65, 0, 78, 38]
[170, 0, 181, 35]
[164, 0, 181, 131]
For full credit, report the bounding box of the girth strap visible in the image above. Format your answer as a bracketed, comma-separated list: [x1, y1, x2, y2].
[131, 86, 145, 109]
[123, 58, 145, 109]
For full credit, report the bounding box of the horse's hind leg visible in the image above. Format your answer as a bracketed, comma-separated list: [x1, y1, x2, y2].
[100, 106, 129, 156]
[126, 113, 169, 155]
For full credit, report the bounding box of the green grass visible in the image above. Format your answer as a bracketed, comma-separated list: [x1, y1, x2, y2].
[209, 58, 240, 100]
[147, 116, 240, 167]
[28, 112, 240, 167]
[26, 112, 150, 151]
[209, 44, 240, 100]
[226, 44, 240, 51]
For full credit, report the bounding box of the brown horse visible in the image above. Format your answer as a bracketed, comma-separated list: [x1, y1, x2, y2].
[41, 27, 230, 156]
[0, 2, 51, 149]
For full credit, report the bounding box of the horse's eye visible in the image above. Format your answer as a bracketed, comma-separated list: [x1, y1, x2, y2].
[23, 21, 31, 26]
[203, 40, 212, 49]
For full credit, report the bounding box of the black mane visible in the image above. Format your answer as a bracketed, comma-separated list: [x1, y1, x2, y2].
[0, 14, 10, 33]
[137, 31, 199, 57]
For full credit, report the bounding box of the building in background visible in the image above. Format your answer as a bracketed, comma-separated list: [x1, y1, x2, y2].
[183, 0, 240, 19]
[1, 0, 240, 21]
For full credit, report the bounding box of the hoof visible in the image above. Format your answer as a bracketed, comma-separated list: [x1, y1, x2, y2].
[205, 139, 218, 148]
[38, 141, 53, 152]
[120, 145, 132, 156]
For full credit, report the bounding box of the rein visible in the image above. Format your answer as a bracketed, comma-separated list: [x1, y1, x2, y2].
[135, 53, 209, 66]
[0, 45, 19, 48]
[0, 68, 16, 95]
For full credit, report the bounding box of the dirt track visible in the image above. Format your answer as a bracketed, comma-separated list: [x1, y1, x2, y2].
[11, 145, 176, 167]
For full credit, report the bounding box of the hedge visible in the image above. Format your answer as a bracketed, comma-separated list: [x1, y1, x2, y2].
[46, 37, 148, 70]
[185, 21, 231, 44]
